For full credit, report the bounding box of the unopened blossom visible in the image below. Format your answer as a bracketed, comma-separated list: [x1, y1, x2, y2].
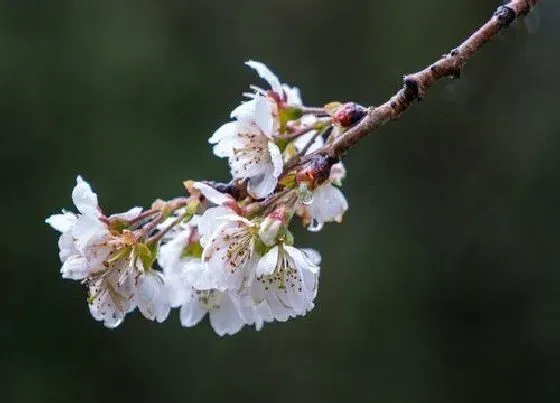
[246, 243, 321, 324]
[258, 206, 289, 247]
[297, 162, 349, 232]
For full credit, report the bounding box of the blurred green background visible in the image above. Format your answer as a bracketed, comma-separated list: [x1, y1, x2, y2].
[2, 1, 560, 402]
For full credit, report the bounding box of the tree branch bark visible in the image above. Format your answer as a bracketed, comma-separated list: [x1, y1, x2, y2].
[322, 0, 539, 158]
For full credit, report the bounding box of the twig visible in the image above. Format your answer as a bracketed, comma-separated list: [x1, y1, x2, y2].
[213, 0, 539, 200]
[317, 0, 539, 158]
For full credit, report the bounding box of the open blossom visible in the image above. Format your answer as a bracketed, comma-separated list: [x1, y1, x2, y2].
[45, 176, 141, 280]
[46, 59, 354, 335]
[246, 243, 321, 324]
[46, 176, 170, 327]
[209, 60, 306, 199]
[297, 162, 349, 232]
[209, 95, 283, 199]
[195, 186, 260, 292]
[157, 200, 250, 335]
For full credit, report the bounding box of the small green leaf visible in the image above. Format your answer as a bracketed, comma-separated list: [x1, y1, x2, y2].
[108, 218, 129, 233]
[284, 230, 294, 247]
[254, 238, 270, 257]
[276, 137, 290, 153]
[279, 172, 297, 189]
[135, 243, 155, 269]
[278, 107, 303, 133]
[182, 240, 203, 258]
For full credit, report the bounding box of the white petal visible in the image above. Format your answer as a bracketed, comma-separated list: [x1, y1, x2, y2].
[231, 98, 258, 121]
[58, 231, 78, 262]
[253, 95, 275, 137]
[88, 267, 135, 328]
[247, 165, 277, 199]
[245, 60, 283, 95]
[198, 207, 234, 245]
[256, 246, 279, 277]
[192, 182, 233, 206]
[209, 293, 245, 336]
[110, 207, 143, 221]
[213, 136, 239, 159]
[282, 84, 302, 106]
[292, 130, 324, 155]
[164, 258, 200, 308]
[136, 272, 171, 323]
[72, 176, 100, 218]
[179, 294, 207, 327]
[253, 301, 274, 330]
[158, 229, 191, 273]
[45, 211, 77, 233]
[60, 255, 90, 280]
[284, 245, 320, 275]
[209, 121, 237, 144]
[268, 142, 283, 177]
[300, 248, 322, 266]
[304, 184, 348, 230]
[328, 162, 346, 186]
[209, 122, 243, 159]
[71, 215, 107, 254]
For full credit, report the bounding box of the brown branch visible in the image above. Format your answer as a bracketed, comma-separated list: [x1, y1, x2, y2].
[319, 0, 539, 158]
[213, 0, 539, 201]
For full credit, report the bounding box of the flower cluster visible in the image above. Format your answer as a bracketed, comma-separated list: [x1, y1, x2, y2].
[47, 61, 354, 335]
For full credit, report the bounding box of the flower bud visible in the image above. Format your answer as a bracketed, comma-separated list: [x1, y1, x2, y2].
[332, 102, 367, 128]
[258, 207, 289, 247]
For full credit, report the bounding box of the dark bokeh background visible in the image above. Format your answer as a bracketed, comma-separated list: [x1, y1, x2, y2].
[2, 1, 560, 402]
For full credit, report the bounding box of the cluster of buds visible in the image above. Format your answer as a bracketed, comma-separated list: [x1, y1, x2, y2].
[46, 61, 364, 335]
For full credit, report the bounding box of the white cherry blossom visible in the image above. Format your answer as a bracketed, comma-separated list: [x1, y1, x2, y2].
[45, 59, 356, 335]
[245, 244, 321, 324]
[156, 201, 250, 336]
[87, 258, 136, 328]
[46, 176, 141, 280]
[297, 162, 349, 232]
[197, 206, 259, 292]
[209, 95, 283, 199]
[46, 176, 171, 327]
[187, 181, 260, 292]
